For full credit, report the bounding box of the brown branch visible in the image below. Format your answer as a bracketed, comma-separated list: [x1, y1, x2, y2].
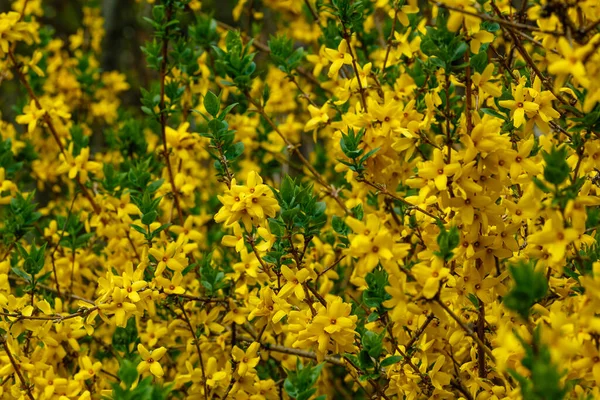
[158, 6, 185, 224]
[317, 255, 346, 278]
[178, 302, 208, 400]
[341, 27, 368, 112]
[49, 192, 79, 300]
[166, 292, 228, 303]
[434, 298, 495, 362]
[125, 230, 141, 264]
[246, 235, 273, 278]
[303, 0, 320, 23]
[477, 298, 487, 378]
[464, 28, 473, 135]
[430, 0, 564, 36]
[9, 276, 96, 305]
[243, 91, 350, 214]
[489, 1, 583, 117]
[405, 313, 435, 352]
[382, 2, 400, 71]
[259, 341, 346, 366]
[444, 72, 453, 163]
[0, 243, 15, 264]
[358, 178, 443, 222]
[8, 51, 100, 215]
[0, 306, 99, 322]
[288, 75, 318, 107]
[304, 282, 327, 307]
[1, 339, 35, 400]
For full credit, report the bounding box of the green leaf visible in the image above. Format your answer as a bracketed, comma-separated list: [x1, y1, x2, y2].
[362, 330, 384, 359]
[470, 51, 488, 73]
[542, 146, 570, 186]
[112, 316, 138, 352]
[118, 359, 139, 388]
[11, 266, 31, 283]
[142, 211, 158, 225]
[284, 361, 324, 400]
[131, 224, 147, 235]
[380, 355, 403, 367]
[503, 261, 548, 320]
[204, 91, 220, 117]
[480, 107, 506, 120]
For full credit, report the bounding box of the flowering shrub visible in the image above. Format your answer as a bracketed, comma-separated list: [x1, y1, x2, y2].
[1, 0, 600, 399]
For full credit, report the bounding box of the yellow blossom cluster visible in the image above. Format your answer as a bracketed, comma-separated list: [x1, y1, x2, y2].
[0, 0, 600, 399]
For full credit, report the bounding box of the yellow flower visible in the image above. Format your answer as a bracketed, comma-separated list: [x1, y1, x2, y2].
[223, 299, 249, 325]
[15, 100, 46, 134]
[306, 45, 329, 77]
[56, 145, 102, 183]
[412, 257, 450, 299]
[469, 29, 494, 54]
[443, 0, 481, 32]
[22, 50, 45, 77]
[98, 288, 138, 327]
[140, 319, 168, 347]
[205, 357, 229, 386]
[472, 64, 502, 100]
[417, 148, 461, 190]
[137, 344, 168, 377]
[390, 3, 419, 26]
[248, 286, 290, 331]
[214, 171, 280, 231]
[155, 271, 186, 295]
[528, 214, 579, 262]
[324, 40, 352, 78]
[149, 242, 189, 277]
[34, 367, 68, 398]
[277, 265, 311, 300]
[0, 11, 37, 56]
[232, 342, 260, 377]
[548, 38, 590, 88]
[346, 214, 395, 273]
[498, 84, 539, 128]
[74, 356, 102, 381]
[294, 296, 357, 361]
[222, 222, 246, 252]
[304, 103, 331, 133]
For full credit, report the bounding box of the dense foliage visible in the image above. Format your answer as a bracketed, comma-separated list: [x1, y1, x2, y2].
[1, 0, 600, 399]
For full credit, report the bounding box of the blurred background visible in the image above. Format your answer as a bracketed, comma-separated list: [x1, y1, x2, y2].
[0, 0, 241, 117]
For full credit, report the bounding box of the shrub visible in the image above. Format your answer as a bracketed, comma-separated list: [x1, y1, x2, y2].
[1, 0, 600, 399]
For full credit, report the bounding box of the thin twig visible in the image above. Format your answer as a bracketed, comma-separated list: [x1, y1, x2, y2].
[489, 0, 583, 117]
[243, 91, 350, 214]
[358, 178, 443, 222]
[382, 2, 400, 71]
[434, 298, 495, 362]
[158, 6, 185, 224]
[430, 0, 564, 36]
[178, 302, 208, 400]
[341, 27, 369, 112]
[1, 339, 35, 400]
[8, 51, 100, 214]
[303, 0, 320, 23]
[49, 192, 79, 299]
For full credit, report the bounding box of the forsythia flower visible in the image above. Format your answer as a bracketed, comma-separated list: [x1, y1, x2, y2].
[498, 84, 539, 128]
[324, 40, 352, 78]
[214, 171, 280, 231]
[137, 344, 168, 377]
[232, 342, 261, 377]
[56, 145, 102, 183]
[293, 297, 357, 361]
